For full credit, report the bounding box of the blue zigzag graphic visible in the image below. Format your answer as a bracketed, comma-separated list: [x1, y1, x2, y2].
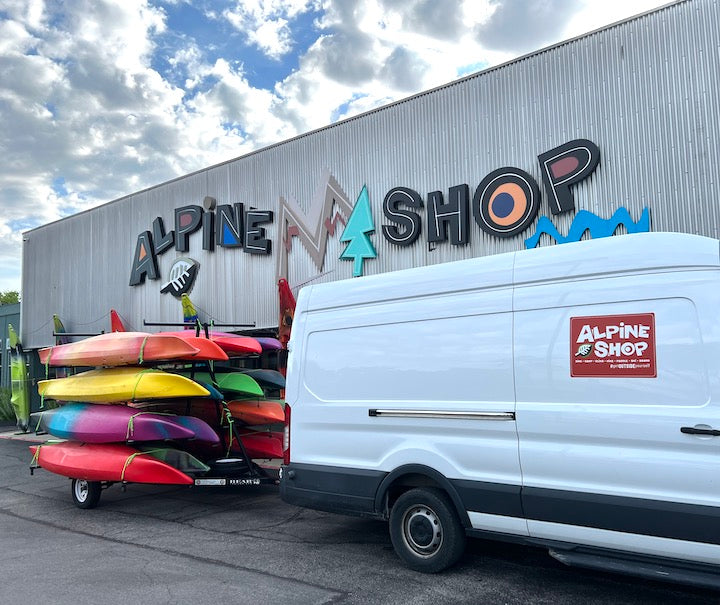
[525, 207, 650, 249]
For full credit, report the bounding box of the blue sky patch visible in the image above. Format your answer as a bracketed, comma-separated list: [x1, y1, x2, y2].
[457, 61, 488, 77]
[51, 177, 67, 196]
[151, 1, 324, 91]
[331, 93, 368, 122]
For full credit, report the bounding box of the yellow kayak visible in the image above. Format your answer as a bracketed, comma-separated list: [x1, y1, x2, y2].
[38, 367, 211, 403]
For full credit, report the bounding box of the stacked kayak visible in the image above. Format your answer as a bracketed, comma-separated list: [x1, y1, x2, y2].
[8, 324, 30, 432]
[141, 368, 286, 460]
[30, 328, 285, 507]
[157, 330, 285, 460]
[29, 442, 204, 485]
[38, 367, 212, 403]
[162, 330, 281, 357]
[37, 331, 206, 367]
[31, 402, 219, 443]
[220, 368, 286, 461]
[30, 332, 224, 498]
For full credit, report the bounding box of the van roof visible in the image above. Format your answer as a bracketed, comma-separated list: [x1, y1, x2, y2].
[304, 232, 720, 310]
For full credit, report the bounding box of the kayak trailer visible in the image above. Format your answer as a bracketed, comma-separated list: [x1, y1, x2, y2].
[29, 320, 284, 509]
[29, 390, 282, 510]
[30, 441, 279, 509]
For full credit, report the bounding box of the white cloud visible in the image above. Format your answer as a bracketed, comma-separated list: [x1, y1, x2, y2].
[564, 0, 677, 38]
[222, 0, 319, 59]
[0, 0, 672, 293]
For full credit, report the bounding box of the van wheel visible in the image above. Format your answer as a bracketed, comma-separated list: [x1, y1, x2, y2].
[389, 487, 466, 573]
[71, 479, 102, 509]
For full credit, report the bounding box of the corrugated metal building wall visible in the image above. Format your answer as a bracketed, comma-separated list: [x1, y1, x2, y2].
[21, 0, 719, 349]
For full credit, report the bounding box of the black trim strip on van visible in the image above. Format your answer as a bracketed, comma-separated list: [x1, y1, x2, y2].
[451, 479, 523, 517]
[281, 463, 720, 546]
[368, 409, 516, 421]
[523, 487, 720, 546]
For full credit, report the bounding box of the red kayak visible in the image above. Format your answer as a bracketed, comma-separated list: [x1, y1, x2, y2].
[234, 431, 283, 459]
[29, 442, 195, 484]
[162, 331, 262, 356]
[38, 332, 200, 367]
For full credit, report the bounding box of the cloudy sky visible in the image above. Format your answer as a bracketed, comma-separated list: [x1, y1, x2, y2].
[0, 0, 671, 293]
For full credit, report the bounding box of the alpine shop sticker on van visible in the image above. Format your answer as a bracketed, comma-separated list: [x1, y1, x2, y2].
[570, 313, 656, 378]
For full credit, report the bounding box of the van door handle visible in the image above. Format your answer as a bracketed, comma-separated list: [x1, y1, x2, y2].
[680, 426, 720, 436]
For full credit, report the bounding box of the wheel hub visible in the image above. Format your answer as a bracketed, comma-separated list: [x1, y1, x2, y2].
[402, 505, 443, 557]
[74, 480, 89, 503]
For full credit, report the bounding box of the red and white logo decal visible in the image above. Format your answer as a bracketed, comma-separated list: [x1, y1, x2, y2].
[570, 313, 656, 378]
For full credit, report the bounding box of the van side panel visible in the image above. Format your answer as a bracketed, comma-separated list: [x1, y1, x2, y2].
[285, 279, 523, 522]
[514, 269, 720, 562]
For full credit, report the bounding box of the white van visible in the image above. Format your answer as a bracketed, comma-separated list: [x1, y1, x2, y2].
[280, 232, 720, 588]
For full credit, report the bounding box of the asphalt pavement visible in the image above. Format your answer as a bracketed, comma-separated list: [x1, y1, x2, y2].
[0, 429, 718, 605]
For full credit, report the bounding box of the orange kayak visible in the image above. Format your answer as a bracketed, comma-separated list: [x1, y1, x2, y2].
[227, 399, 285, 425]
[38, 332, 200, 367]
[173, 336, 228, 361]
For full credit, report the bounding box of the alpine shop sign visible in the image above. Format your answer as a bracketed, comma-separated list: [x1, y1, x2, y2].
[128, 198, 273, 296]
[570, 313, 657, 378]
[334, 138, 649, 276]
[128, 138, 651, 291]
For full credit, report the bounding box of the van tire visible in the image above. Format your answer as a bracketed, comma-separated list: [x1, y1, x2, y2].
[389, 487, 466, 572]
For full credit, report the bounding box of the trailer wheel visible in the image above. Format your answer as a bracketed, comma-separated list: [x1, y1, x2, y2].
[71, 479, 102, 509]
[389, 487, 466, 573]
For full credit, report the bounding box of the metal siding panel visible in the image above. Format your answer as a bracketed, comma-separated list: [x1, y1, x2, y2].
[21, 0, 720, 348]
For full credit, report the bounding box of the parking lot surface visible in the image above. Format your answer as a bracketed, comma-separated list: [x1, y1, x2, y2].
[0, 433, 717, 604]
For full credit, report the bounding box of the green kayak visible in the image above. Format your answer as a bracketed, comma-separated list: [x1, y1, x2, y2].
[8, 324, 29, 432]
[178, 371, 264, 397]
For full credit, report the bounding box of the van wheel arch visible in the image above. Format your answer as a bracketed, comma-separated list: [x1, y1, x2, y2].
[374, 465, 470, 528]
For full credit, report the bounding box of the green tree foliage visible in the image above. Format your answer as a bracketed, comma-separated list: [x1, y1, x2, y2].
[0, 291, 19, 305]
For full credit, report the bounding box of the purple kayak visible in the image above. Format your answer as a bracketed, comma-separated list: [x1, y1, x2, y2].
[30, 403, 214, 443]
[195, 332, 281, 351]
[170, 415, 220, 445]
[178, 331, 280, 352]
[254, 337, 282, 351]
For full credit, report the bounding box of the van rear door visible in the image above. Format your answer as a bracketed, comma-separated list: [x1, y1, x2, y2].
[513, 268, 720, 563]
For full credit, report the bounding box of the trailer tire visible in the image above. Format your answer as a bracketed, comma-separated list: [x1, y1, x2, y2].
[71, 479, 102, 509]
[389, 487, 466, 573]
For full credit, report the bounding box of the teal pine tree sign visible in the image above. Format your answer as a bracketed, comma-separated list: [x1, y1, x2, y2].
[340, 185, 377, 277]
